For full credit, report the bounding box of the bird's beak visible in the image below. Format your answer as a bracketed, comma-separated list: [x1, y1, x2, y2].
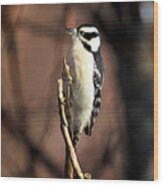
[66, 28, 76, 35]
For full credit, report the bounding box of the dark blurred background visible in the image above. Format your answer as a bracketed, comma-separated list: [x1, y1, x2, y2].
[1, 2, 154, 180]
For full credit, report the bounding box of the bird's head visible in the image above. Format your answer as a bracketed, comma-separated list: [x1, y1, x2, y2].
[66, 24, 101, 53]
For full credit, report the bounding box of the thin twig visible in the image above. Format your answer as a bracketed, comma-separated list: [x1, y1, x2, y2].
[62, 59, 74, 178]
[57, 58, 91, 179]
[58, 79, 84, 179]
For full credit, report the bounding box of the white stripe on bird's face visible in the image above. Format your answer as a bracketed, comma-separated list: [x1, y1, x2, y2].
[79, 26, 99, 34]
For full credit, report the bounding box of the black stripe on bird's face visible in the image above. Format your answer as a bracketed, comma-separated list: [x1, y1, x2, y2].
[81, 41, 91, 52]
[79, 31, 99, 41]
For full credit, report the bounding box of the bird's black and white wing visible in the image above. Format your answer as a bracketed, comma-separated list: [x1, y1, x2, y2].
[84, 51, 104, 136]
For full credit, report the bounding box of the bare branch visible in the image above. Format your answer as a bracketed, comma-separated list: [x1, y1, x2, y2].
[58, 59, 92, 179]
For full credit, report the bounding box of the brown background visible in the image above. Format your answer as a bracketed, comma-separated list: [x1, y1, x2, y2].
[1, 2, 154, 180]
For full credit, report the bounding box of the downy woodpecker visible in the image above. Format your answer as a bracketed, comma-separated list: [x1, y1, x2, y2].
[66, 24, 104, 146]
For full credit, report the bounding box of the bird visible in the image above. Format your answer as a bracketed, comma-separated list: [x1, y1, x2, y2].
[66, 24, 104, 147]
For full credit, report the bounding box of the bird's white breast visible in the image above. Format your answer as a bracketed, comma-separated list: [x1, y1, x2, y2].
[71, 38, 94, 128]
